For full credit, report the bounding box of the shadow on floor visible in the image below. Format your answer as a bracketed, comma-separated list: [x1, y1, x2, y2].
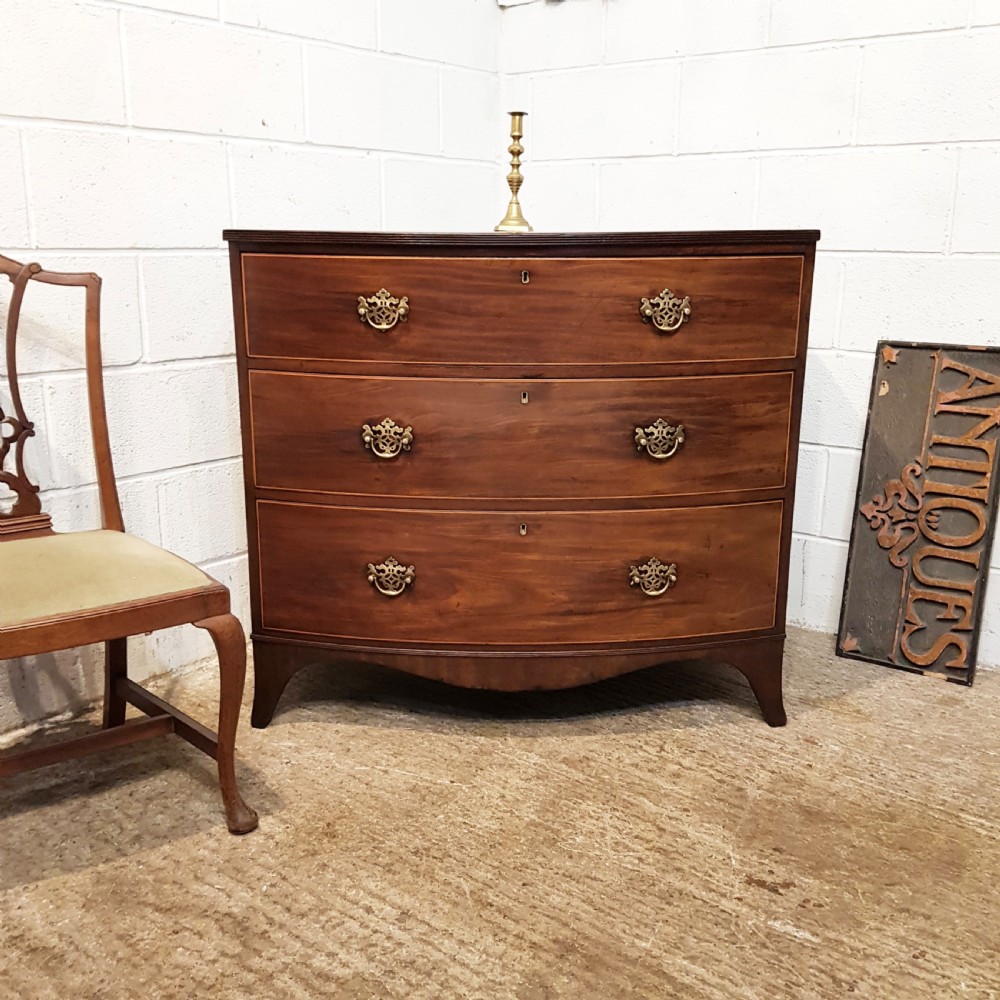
[0, 717, 277, 891]
[260, 632, 887, 739]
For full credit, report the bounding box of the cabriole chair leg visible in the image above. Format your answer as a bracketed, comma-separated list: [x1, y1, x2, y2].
[194, 614, 259, 834]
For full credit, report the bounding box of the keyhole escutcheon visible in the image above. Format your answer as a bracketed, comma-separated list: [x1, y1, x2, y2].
[521, 270, 530, 284]
[521, 391, 529, 404]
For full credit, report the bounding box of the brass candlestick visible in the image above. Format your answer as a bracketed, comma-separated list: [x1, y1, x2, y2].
[495, 111, 533, 233]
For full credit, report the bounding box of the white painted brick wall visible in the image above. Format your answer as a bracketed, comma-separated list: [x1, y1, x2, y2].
[532, 64, 680, 159]
[857, 32, 1000, 144]
[768, 0, 970, 44]
[791, 445, 828, 535]
[0, 0, 502, 735]
[228, 146, 381, 230]
[527, 161, 599, 231]
[8, 255, 142, 370]
[0, 130, 29, 245]
[974, 0, 1000, 25]
[383, 158, 498, 231]
[604, 0, 770, 61]
[223, 0, 377, 48]
[3, 0, 1000, 736]
[502, 1, 1000, 671]
[835, 255, 1000, 350]
[128, 0, 215, 16]
[158, 460, 248, 565]
[500, 0, 604, 74]
[25, 131, 230, 247]
[442, 68, 502, 160]
[679, 47, 860, 153]
[952, 148, 1000, 252]
[140, 254, 233, 361]
[757, 149, 958, 252]
[380, 0, 500, 70]
[798, 350, 877, 451]
[0, 0, 125, 125]
[306, 48, 442, 154]
[126, 14, 305, 140]
[599, 158, 757, 231]
[821, 449, 864, 542]
[804, 254, 842, 350]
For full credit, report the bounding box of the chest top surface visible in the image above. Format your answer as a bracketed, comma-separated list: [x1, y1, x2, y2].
[224, 229, 820, 253]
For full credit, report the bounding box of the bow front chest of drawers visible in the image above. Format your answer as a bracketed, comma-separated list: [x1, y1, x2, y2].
[225, 230, 819, 727]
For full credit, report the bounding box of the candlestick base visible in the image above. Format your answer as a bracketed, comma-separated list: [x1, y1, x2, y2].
[495, 198, 533, 234]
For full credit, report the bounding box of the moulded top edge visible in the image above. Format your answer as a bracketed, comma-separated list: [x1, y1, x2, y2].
[223, 229, 821, 247]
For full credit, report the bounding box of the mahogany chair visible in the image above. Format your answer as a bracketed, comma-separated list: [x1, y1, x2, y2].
[0, 254, 257, 834]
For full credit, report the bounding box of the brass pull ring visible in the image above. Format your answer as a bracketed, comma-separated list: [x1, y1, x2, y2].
[635, 419, 685, 460]
[362, 418, 413, 460]
[367, 556, 415, 597]
[358, 288, 410, 331]
[629, 558, 678, 597]
[639, 288, 691, 334]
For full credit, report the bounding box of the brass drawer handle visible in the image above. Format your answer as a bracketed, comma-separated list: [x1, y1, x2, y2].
[629, 558, 677, 597]
[635, 419, 685, 460]
[358, 288, 410, 331]
[639, 288, 691, 334]
[367, 556, 415, 597]
[362, 418, 413, 459]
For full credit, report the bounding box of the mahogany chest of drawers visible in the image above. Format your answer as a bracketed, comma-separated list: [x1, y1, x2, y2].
[225, 230, 819, 727]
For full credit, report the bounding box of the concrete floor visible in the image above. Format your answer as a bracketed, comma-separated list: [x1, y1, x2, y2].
[1, 628, 998, 999]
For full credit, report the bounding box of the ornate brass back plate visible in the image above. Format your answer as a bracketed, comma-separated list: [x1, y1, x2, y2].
[639, 288, 692, 334]
[358, 288, 409, 331]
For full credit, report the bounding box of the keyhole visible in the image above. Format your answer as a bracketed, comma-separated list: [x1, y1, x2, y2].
[519, 523, 528, 536]
[521, 391, 529, 404]
[521, 270, 530, 284]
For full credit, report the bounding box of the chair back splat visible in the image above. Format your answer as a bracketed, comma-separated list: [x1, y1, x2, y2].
[0, 254, 123, 541]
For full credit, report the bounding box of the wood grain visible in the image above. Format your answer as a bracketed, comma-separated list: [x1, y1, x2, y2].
[224, 228, 820, 251]
[256, 500, 783, 646]
[227, 230, 818, 726]
[249, 371, 793, 501]
[243, 254, 803, 366]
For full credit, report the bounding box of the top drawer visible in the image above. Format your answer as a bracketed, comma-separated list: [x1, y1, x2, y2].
[241, 254, 803, 367]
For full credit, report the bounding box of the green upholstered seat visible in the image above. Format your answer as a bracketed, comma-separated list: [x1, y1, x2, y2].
[0, 530, 215, 630]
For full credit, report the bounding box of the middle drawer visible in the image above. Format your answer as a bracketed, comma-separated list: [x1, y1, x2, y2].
[249, 371, 793, 501]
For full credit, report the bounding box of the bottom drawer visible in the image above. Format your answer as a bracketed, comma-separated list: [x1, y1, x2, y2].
[256, 500, 783, 646]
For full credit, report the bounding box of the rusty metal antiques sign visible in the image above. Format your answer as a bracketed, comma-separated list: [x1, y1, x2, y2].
[838, 342, 1000, 685]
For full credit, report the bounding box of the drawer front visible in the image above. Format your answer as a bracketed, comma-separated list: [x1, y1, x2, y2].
[242, 254, 802, 366]
[256, 500, 783, 645]
[250, 371, 793, 500]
